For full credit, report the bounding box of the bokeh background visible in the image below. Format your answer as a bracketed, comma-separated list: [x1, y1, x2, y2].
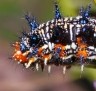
[0, 0, 96, 91]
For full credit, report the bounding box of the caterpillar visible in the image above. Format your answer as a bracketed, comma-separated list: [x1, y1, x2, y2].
[12, 3, 96, 74]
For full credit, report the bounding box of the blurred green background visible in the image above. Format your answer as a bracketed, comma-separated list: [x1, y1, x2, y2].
[0, 0, 96, 90]
[0, 0, 96, 42]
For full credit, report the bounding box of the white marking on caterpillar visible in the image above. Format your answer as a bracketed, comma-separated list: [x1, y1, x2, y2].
[71, 42, 77, 50]
[70, 24, 74, 41]
[87, 56, 96, 59]
[65, 45, 71, 50]
[88, 46, 95, 50]
[48, 42, 52, 51]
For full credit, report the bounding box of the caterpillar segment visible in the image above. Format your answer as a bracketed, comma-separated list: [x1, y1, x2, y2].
[12, 42, 29, 63]
[11, 3, 96, 74]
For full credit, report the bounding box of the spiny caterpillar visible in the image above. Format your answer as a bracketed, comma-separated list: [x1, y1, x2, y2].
[12, 3, 96, 74]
